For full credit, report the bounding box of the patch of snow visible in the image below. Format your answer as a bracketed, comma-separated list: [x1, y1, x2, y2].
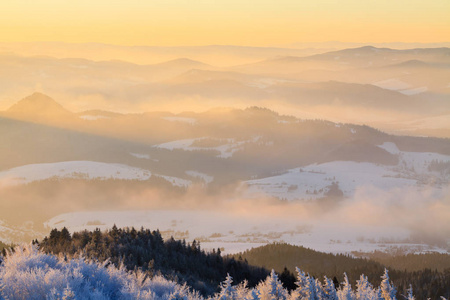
[350, 128, 356, 134]
[377, 142, 400, 154]
[247, 78, 292, 89]
[79, 115, 110, 121]
[158, 175, 191, 187]
[161, 116, 197, 125]
[246, 161, 415, 201]
[373, 78, 411, 91]
[0, 161, 152, 186]
[155, 139, 198, 151]
[246, 144, 450, 202]
[129, 153, 150, 160]
[0, 161, 190, 188]
[399, 86, 428, 95]
[185, 170, 214, 184]
[154, 137, 259, 159]
[397, 151, 450, 175]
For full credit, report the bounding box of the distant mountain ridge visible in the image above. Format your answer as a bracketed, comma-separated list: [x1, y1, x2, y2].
[8, 92, 69, 114]
[5, 92, 74, 122]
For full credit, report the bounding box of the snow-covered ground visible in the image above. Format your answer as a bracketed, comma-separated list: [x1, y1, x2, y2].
[158, 175, 192, 187]
[154, 137, 259, 158]
[45, 210, 449, 255]
[373, 78, 411, 90]
[0, 161, 190, 187]
[247, 78, 293, 89]
[186, 170, 214, 183]
[129, 153, 151, 159]
[161, 116, 197, 125]
[399, 86, 428, 95]
[373, 79, 428, 95]
[79, 115, 110, 121]
[246, 142, 450, 201]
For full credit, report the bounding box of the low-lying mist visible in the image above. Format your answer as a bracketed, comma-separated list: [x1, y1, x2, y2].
[1, 178, 448, 247]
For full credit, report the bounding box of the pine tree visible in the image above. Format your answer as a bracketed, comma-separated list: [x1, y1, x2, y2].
[258, 270, 288, 300]
[380, 269, 396, 300]
[405, 285, 414, 300]
[314, 278, 325, 300]
[235, 280, 250, 300]
[355, 275, 376, 300]
[291, 268, 316, 300]
[217, 274, 238, 300]
[337, 273, 355, 300]
[323, 276, 338, 300]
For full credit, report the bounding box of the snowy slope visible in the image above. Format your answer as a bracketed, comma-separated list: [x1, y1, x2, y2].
[161, 116, 197, 124]
[372, 78, 428, 95]
[185, 170, 214, 183]
[154, 137, 258, 158]
[0, 161, 190, 187]
[246, 142, 450, 201]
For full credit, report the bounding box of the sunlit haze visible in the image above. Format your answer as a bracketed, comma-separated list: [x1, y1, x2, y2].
[0, 1, 449, 298]
[1, 0, 449, 46]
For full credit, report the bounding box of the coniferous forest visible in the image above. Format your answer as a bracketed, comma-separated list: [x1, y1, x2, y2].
[0, 227, 447, 299]
[36, 226, 269, 295]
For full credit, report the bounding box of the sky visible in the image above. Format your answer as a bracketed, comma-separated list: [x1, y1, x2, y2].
[0, 0, 449, 46]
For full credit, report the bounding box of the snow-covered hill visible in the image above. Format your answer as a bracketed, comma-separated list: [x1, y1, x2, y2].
[246, 142, 450, 201]
[0, 161, 190, 187]
[154, 137, 259, 158]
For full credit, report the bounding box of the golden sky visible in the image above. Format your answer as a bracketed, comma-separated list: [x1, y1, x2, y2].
[1, 0, 449, 46]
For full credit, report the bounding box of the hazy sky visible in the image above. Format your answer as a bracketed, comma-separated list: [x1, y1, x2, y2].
[1, 0, 449, 46]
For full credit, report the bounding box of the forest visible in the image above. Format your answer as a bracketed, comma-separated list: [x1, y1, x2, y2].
[233, 243, 450, 299]
[0, 227, 447, 299]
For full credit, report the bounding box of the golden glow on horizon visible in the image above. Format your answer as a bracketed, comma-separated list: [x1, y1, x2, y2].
[1, 0, 449, 46]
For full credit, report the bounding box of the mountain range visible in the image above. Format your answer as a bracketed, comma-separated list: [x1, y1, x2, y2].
[0, 46, 449, 137]
[0, 92, 449, 255]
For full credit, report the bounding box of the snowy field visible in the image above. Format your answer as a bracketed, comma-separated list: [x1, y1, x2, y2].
[373, 78, 428, 95]
[0, 161, 190, 187]
[161, 116, 197, 124]
[154, 137, 260, 158]
[246, 142, 450, 201]
[185, 170, 214, 183]
[45, 210, 449, 256]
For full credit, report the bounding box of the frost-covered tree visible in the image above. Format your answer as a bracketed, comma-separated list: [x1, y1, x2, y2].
[380, 269, 396, 300]
[249, 288, 261, 300]
[290, 267, 316, 300]
[337, 273, 356, 300]
[322, 276, 338, 300]
[404, 285, 414, 300]
[216, 274, 238, 300]
[258, 269, 288, 300]
[355, 275, 376, 300]
[235, 280, 252, 300]
[0, 244, 196, 300]
[0, 243, 447, 300]
[314, 278, 325, 300]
